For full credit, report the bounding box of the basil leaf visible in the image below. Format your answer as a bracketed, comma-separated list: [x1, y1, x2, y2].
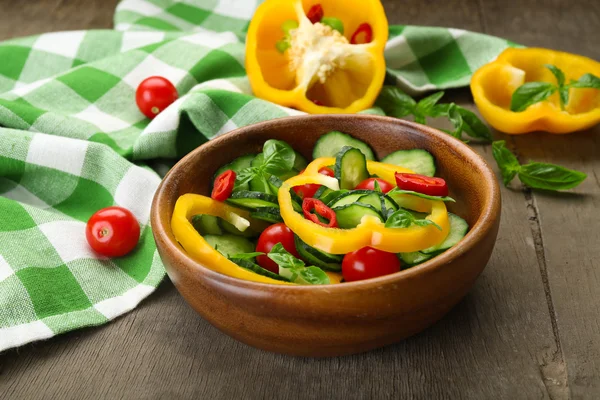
[373, 180, 382, 193]
[267, 243, 305, 270]
[236, 167, 260, 186]
[388, 187, 455, 202]
[428, 103, 451, 118]
[510, 82, 557, 112]
[229, 252, 264, 260]
[413, 113, 426, 124]
[298, 267, 330, 285]
[559, 87, 570, 110]
[570, 73, 600, 89]
[545, 64, 565, 87]
[456, 106, 492, 141]
[518, 162, 587, 191]
[491, 140, 521, 186]
[413, 218, 442, 231]
[416, 91, 445, 116]
[447, 103, 464, 139]
[262, 139, 295, 176]
[385, 209, 412, 228]
[375, 86, 416, 118]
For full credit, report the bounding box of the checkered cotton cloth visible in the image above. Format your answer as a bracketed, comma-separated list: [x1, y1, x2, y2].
[0, 0, 513, 352]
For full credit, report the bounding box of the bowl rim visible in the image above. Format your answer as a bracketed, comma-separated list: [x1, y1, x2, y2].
[151, 114, 501, 292]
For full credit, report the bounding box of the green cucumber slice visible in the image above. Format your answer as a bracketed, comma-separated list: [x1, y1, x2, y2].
[319, 189, 347, 205]
[421, 213, 469, 254]
[226, 191, 279, 210]
[204, 234, 255, 257]
[356, 192, 398, 213]
[335, 147, 370, 190]
[399, 251, 433, 266]
[294, 235, 342, 271]
[191, 215, 223, 235]
[313, 131, 375, 160]
[333, 203, 384, 229]
[293, 151, 308, 171]
[214, 153, 256, 191]
[381, 149, 436, 177]
[230, 258, 289, 282]
[250, 207, 283, 223]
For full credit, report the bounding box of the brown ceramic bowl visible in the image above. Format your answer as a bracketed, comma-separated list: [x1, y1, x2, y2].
[151, 115, 501, 357]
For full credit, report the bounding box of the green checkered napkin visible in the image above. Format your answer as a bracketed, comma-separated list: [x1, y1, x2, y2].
[0, 0, 512, 352]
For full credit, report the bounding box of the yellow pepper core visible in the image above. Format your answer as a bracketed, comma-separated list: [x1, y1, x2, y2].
[471, 47, 600, 134]
[245, 0, 389, 113]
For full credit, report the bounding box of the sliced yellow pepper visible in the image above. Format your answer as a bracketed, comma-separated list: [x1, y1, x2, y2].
[471, 47, 600, 134]
[279, 158, 450, 254]
[172, 194, 291, 285]
[246, 0, 388, 114]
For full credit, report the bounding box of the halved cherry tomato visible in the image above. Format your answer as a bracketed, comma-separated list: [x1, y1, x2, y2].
[293, 167, 335, 199]
[395, 173, 448, 197]
[302, 198, 338, 228]
[211, 170, 236, 201]
[86, 206, 140, 257]
[350, 23, 373, 44]
[355, 177, 394, 193]
[306, 4, 324, 24]
[256, 223, 299, 273]
[136, 76, 178, 119]
[342, 246, 401, 282]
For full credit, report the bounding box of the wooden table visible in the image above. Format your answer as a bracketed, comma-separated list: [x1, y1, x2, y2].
[1, 0, 599, 398]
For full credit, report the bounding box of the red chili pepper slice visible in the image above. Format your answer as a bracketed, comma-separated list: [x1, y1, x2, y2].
[350, 23, 373, 44]
[211, 170, 236, 201]
[306, 4, 324, 24]
[312, 99, 324, 106]
[302, 198, 338, 228]
[395, 173, 448, 197]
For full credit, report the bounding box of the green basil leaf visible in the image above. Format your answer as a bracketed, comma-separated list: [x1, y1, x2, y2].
[456, 106, 492, 141]
[385, 209, 413, 228]
[298, 266, 330, 285]
[491, 140, 521, 186]
[375, 86, 416, 118]
[373, 180, 382, 193]
[416, 91, 445, 116]
[559, 87, 570, 110]
[413, 113, 426, 125]
[447, 103, 464, 139]
[428, 103, 451, 118]
[267, 243, 305, 270]
[236, 167, 260, 186]
[262, 139, 295, 176]
[413, 218, 442, 231]
[229, 252, 265, 260]
[388, 188, 456, 202]
[570, 73, 600, 89]
[510, 82, 557, 112]
[518, 162, 587, 191]
[545, 64, 565, 87]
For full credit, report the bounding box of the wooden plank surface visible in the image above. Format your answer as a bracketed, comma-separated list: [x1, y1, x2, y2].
[0, 0, 599, 398]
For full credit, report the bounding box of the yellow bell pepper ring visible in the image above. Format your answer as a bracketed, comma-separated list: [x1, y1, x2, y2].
[245, 0, 388, 114]
[471, 47, 600, 134]
[172, 194, 291, 285]
[279, 158, 451, 254]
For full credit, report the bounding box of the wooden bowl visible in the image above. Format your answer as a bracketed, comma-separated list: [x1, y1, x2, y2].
[151, 115, 501, 357]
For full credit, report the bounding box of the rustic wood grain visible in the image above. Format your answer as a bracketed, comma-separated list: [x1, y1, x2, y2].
[0, 0, 598, 398]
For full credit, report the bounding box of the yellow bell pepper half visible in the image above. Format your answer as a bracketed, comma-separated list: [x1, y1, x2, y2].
[471, 47, 600, 134]
[279, 158, 451, 254]
[245, 0, 388, 114]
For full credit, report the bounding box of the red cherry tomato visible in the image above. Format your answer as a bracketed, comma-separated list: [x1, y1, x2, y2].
[86, 206, 141, 257]
[342, 247, 402, 282]
[292, 167, 335, 199]
[212, 170, 236, 201]
[395, 173, 448, 196]
[350, 23, 373, 44]
[136, 76, 178, 119]
[306, 4, 324, 23]
[312, 99, 324, 106]
[355, 178, 394, 193]
[256, 223, 300, 273]
[302, 198, 338, 228]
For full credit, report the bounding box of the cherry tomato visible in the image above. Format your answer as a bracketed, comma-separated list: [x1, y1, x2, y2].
[302, 198, 338, 228]
[136, 76, 178, 119]
[256, 223, 300, 273]
[86, 206, 140, 257]
[212, 170, 236, 201]
[395, 173, 448, 196]
[342, 247, 402, 282]
[355, 178, 394, 193]
[350, 23, 373, 44]
[312, 99, 324, 106]
[293, 167, 335, 199]
[306, 4, 324, 24]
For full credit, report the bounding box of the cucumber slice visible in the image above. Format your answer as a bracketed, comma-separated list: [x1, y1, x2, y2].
[226, 191, 279, 210]
[319, 189, 347, 205]
[421, 213, 469, 254]
[293, 151, 308, 171]
[267, 175, 283, 195]
[399, 251, 433, 266]
[230, 258, 289, 282]
[333, 203, 384, 229]
[294, 235, 342, 271]
[290, 188, 303, 209]
[335, 147, 370, 190]
[219, 219, 257, 238]
[381, 149, 436, 177]
[191, 215, 223, 235]
[214, 153, 256, 191]
[204, 234, 255, 257]
[250, 207, 283, 223]
[313, 131, 375, 160]
[356, 192, 398, 213]
[313, 185, 331, 199]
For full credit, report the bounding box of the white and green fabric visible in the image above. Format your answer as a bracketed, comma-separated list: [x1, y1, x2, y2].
[0, 0, 513, 352]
